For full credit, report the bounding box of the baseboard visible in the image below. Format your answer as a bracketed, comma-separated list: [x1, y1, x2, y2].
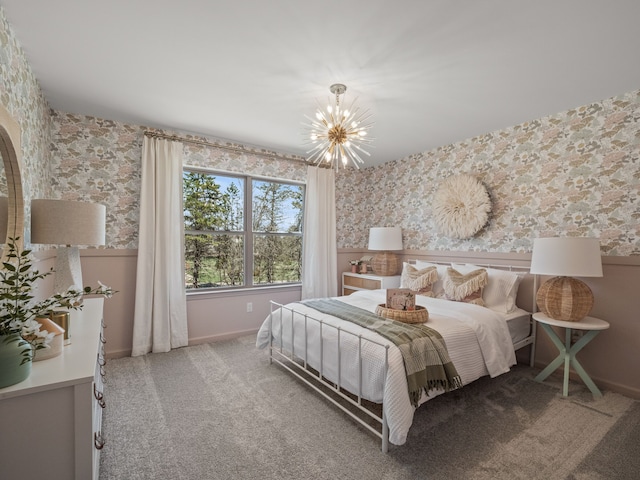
[187, 328, 260, 346]
[593, 377, 640, 400]
[105, 329, 260, 359]
[106, 348, 133, 359]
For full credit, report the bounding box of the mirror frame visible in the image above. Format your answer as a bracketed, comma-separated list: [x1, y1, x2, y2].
[0, 103, 24, 260]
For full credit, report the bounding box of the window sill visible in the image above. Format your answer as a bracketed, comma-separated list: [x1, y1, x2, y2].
[186, 283, 302, 300]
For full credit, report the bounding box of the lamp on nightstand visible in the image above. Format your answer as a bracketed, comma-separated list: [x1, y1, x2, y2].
[368, 226, 403, 276]
[529, 237, 603, 322]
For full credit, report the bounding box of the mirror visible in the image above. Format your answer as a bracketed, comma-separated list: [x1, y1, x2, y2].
[0, 103, 24, 260]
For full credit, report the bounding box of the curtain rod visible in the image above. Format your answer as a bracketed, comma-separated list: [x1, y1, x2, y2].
[143, 131, 308, 164]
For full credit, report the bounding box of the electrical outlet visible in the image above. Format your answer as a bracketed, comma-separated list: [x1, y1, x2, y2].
[246, 302, 253, 313]
[571, 330, 583, 343]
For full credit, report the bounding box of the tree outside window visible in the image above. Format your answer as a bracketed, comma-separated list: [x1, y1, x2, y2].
[183, 170, 303, 290]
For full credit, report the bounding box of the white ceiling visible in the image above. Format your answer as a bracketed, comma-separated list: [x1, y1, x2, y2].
[3, 0, 640, 167]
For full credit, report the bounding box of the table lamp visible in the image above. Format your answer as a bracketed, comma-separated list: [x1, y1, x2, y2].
[368, 227, 403, 276]
[31, 199, 106, 293]
[529, 237, 602, 322]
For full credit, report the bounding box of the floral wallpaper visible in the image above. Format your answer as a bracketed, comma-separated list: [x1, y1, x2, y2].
[49, 113, 144, 249]
[50, 114, 308, 249]
[336, 89, 640, 256]
[181, 137, 307, 183]
[0, 7, 53, 241]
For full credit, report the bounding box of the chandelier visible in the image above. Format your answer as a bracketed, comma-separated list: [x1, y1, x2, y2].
[303, 83, 374, 170]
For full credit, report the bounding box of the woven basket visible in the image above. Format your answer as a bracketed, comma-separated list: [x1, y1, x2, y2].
[375, 304, 429, 324]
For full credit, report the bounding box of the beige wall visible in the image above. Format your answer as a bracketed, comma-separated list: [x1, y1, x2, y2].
[77, 251, 301, 358]
[39, 244, 635, 400]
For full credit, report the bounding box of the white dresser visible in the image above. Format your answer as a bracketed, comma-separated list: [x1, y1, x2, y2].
[0, 298, 106, 480]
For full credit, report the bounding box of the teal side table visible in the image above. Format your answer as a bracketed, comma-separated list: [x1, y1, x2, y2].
[533, 312, 610, 397]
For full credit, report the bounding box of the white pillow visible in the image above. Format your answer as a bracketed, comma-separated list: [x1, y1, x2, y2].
[451, 263, 523, 313]
[414, 260, 449, 297]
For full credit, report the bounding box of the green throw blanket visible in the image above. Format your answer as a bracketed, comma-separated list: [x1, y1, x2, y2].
[301, 299, 462, 407]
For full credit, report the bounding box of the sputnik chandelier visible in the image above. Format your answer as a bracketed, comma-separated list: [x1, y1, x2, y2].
[303, 83, 374, 170]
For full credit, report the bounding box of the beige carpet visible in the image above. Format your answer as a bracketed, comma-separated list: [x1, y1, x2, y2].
[99, 335, 639, 480]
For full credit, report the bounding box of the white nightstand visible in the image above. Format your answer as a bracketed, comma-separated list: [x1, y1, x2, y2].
[533, 312, 610, 398]
[342, 272, 401, 296]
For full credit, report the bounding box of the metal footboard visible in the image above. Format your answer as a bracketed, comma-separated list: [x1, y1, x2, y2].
[267, 300, 391, 453]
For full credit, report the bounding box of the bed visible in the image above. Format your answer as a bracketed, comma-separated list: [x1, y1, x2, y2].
[256, 262, 536, 452]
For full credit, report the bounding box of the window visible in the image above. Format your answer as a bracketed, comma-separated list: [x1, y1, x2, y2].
[183, 170, 304, 290]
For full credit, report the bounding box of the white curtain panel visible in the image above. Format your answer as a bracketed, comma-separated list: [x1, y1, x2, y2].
[132, 136, 189, 356]
[301, 166, 337, 299]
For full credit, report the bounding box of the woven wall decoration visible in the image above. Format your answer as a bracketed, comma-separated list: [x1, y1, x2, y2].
[432, 174, 491, 239]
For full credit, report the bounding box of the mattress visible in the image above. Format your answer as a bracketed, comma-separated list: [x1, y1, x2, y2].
[504, 307, 532, 345]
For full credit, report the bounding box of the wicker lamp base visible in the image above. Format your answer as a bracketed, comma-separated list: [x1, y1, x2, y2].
[536, 276, 594, 322]
[371, 251, 400, 276]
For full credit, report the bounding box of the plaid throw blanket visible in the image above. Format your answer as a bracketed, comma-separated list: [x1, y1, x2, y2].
[301, 299, 462, 407]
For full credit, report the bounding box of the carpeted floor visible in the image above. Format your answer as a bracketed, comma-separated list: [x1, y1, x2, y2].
[99, 335, 639, 480]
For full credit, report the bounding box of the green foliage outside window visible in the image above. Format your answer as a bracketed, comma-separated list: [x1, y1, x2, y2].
[183, 171, 303, 289]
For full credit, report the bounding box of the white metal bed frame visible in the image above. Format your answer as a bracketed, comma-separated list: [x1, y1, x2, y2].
[266, 263, 536, 453]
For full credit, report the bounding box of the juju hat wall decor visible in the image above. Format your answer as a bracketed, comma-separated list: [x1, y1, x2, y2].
[432, 174, 491, 239]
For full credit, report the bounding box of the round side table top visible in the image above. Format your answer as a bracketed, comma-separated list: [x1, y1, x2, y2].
[532, 312, 610, 331]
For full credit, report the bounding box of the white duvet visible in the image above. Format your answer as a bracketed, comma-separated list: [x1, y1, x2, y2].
[256, 289, 516, 445]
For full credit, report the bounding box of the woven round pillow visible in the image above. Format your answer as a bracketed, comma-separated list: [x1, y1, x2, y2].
[375, 304, 429, 324]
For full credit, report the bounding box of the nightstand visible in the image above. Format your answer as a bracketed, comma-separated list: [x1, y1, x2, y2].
[342, 272, 401, 296]
[533, 312, 610, 398]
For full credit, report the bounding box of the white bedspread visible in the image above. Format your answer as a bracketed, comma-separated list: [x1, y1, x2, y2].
[256, 290, 516, 445]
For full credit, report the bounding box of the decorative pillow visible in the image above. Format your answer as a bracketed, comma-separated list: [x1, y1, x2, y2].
[452, 263, 523, 313]
[414, 261, 449, 297]
[443, 267, 488, 306]
[401, 263, 438, 297]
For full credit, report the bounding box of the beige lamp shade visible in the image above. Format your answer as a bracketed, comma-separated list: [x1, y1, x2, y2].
[31, 199, 106, 246]
[31, 199, 106, 293]
[530, 237, 603, 321]
[368, 227, 403, 276]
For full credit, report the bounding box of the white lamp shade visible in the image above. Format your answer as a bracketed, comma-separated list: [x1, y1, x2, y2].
[31, 199, 106, 246]
[368, 227, 403, 251]
[530, 237, 602, 277]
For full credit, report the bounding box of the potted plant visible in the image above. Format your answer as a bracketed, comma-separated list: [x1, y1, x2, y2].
[0, 238, 115, 388]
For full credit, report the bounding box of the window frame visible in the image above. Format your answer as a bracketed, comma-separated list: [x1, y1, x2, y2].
[183, 167, 305, 292]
